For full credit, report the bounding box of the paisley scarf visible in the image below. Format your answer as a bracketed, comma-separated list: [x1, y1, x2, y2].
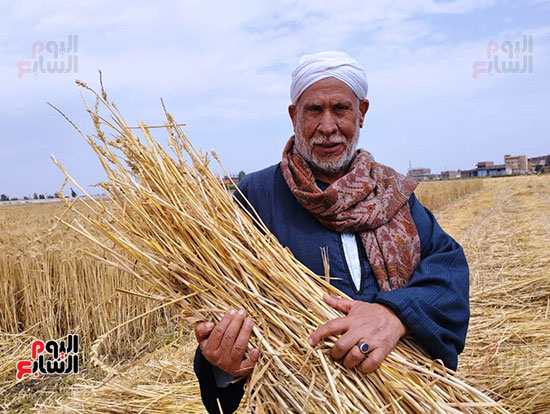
[280, 136, 421, 291]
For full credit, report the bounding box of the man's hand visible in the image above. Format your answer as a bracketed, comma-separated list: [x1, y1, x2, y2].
[195, 308, 260, 378]
[307, 295, 407, 374]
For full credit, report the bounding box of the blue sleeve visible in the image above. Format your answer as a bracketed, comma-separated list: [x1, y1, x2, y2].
[374, 193, 470, 370]
[193, 347, 246, 414]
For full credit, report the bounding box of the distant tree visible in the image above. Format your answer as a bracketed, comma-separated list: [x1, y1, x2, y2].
[33, 192, 38, 200]
[23, 196, 29, 200]
[0, 194, 8, 201]
[535, 164, 542, 173]
[38, 194, 45, 200]
[10, 197, 18, 201]
[237, 170, 246, 182]
[47, 195, 54, 199]
[545, 155, 550, 167]
[71, 187, 77, 198]
[54, 192, 60, 199]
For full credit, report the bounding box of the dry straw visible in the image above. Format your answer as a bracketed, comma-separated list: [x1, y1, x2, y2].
[0, 201, 178, 365]
[415, 180, 484, 212]
[51, 78, 510, 413]
[36, 336, 207, 414]
[431, 176, 550, 414]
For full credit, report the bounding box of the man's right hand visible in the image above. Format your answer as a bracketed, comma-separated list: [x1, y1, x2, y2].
[195, 308, 260, 378]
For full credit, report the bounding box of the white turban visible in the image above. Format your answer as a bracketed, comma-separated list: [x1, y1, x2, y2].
[290, 51, 368, 104]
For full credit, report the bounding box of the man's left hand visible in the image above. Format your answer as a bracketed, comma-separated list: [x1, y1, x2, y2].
[307, 294, 408, 374]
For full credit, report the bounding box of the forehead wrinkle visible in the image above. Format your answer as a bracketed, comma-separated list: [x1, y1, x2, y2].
[300, 94, 356, 107]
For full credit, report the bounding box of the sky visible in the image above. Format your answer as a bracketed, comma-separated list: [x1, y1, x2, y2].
[1, 0, 549, 199]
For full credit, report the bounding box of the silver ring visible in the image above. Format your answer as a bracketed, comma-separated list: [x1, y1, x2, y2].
[357, 341, 370, 355]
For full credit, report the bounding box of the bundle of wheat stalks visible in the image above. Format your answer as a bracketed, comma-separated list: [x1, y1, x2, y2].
[51, 79, 510, 413]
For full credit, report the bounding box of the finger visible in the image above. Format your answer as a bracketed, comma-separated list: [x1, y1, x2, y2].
[358, 347, 386, 374]
[341, 343, 367, 369]
[234, 348, 260, 377]
[308, 317, 348, 346]
[219, 309, 247, 351]
[206, 309, 237, 350]
[323, 295, 353, 315]
[330, 331, 362, 361]
[195, 321, 214, 345]
[230, 317, 254, 362]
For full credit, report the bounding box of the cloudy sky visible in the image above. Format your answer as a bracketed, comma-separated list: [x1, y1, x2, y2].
[1, 0, 549, 198]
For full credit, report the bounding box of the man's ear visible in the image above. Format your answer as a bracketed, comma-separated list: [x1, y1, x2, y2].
[358, 99, 369, 128]
[288, 104, 297, 129]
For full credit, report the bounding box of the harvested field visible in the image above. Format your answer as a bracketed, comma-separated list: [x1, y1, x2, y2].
[0, 201, 178, 354]
[424, 175, 550, 414]
[415, 178, 484, 211]
[0, 201, 180, 412]
[1, 174, 549, 413]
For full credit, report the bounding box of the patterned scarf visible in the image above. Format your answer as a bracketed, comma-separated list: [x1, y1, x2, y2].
[280, 136, 421, 291]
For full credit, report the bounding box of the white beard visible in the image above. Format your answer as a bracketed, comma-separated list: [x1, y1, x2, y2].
[294, 118, 360, 175]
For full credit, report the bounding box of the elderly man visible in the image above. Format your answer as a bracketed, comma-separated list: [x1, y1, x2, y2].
[193, 51, 470, 414]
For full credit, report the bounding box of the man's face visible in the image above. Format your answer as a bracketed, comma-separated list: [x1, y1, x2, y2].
[289, 77, 369, 176]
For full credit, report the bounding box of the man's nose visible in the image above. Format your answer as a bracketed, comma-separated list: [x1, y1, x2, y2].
[317, 110, 338, 136]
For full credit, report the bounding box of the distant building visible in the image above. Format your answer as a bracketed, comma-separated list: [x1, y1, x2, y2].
[459, 169, 478, 178]
[439, 153, 545, 179]
[504, 154, 528, 174]
[528, 155, 549, 171]
[408, 168, 430, 180]
[219, 174, 241, 187]
[476, 161, 494, 169]
[440, 170, 459, 180]
[476, 163, 509, 177]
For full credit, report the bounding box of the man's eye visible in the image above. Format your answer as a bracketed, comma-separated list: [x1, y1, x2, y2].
[306, 105, 322, 112]
[334, 104, 350, 111]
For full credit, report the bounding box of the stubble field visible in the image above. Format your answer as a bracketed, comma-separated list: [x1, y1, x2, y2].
[1, 174, 549, 413]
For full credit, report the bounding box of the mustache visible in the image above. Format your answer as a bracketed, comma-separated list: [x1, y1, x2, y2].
[309, 136, 347, 145]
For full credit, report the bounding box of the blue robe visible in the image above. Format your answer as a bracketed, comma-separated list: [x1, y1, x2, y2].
[194, 163, 470, 414]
